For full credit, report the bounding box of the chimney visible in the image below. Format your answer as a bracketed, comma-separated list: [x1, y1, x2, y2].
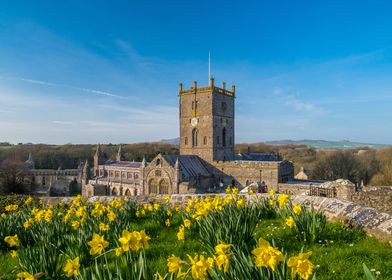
[179, 83, 183, 93]
[194, 81, 197, 91]
[231, 84, 235, 93]
[222, 82, 226, 90]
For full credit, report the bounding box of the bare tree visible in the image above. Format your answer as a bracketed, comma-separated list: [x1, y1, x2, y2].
[0, 157, 31, 194]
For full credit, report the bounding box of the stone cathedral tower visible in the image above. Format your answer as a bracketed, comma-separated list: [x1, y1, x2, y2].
[179, 77, 235, 162]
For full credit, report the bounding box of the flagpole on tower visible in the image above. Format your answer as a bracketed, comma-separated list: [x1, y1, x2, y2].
[208, 51, 211, 81]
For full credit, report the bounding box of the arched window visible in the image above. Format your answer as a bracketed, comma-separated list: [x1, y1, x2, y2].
[159, 179, 169, 194]
[203, 136, 207, 145]
[192, 128, 198, 147]
[149, 179, 158, 194]
[222, 128, 226, 147]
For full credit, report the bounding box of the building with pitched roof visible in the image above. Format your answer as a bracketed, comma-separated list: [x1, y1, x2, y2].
[82, 78, 294, 197]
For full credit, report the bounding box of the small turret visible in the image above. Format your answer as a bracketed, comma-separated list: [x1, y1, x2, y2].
[25, 153, 35, 169]
[93, 144, 105, 176]
[174, 157, 180, 170]
[82, 161, 90, 187]
[116, 145, 125, 161]
[141, 156, 147, 167]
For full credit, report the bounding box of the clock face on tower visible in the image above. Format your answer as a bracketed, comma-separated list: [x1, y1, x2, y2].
[191, 117, 198, 127]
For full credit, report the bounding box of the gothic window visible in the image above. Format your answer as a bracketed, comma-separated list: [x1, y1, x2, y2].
[222, 128, 226, 147]
[221, 102, 227, 111]
[185, 137, 188, 145]
[110, 171, 113, 177]
[127, 172, 132, 179]
[159, 179, 169, 194]
[135, 174, 139, 179]
[148, 179, 158, 194]
[122, 172, 126, 178]
[203, 136, 207, 145]
[115, 171, 120, 178]
[192, 101, 198, 109]
[42, 176, 46, 186]
[192, 128, 198, 147]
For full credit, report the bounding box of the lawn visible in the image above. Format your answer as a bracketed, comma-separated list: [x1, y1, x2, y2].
[0, 192, 391, 280]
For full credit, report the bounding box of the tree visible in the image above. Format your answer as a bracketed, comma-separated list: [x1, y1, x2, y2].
[0, 157, 31, 194]
[312, 151, 362, 183]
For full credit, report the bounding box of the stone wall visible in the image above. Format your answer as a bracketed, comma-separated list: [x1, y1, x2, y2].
[350, 186, 392, 213]
[39, 193, 392, 244]
[278, 183, 311, 195]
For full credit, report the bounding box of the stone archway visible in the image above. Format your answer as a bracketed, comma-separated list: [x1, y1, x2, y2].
[148, 178, 158, 194]
[112, 187, 118, 196]
[124, 189, 131, 196]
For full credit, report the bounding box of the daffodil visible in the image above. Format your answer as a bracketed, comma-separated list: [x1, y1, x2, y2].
[99, 223, 110, 231]
[293, 203, 302, 215]
[107, 210, 116, 222]
[215, 253, 230, 273]
[236, 198, 245, 208]
[167, 255, 185, 277]
[165, 219, 171, 227]
[286, 216, 296, 228]
[16, 272, 36, 280]
[177, 225, 185, 241]
[71, 220, 80, 230]
[23, 218, 34, 229]
[115, 247, 124, 256]
[88, 234, 109, 255]
[118, 230, 150, 252]
[215, 242, 231, 255]
[4, 235, 19, 247]
[24, 196, 33, 205]
[251, 238, 284, 271]
[277, 194, 290, 208]
[164, 196, 171, 203]
[288, 252, 314, 280]
[10, 250, 18, 258]
[269, 189, 275, 196]
[188, 254, 214, 280]
[63, 257, 80, 277]
[183, 219, 191, 229]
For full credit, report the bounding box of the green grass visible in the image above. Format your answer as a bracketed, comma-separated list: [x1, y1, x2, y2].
[255, 219, 392, 280]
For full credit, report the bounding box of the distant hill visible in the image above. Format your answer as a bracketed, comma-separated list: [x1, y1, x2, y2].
[265, 139, 387, 150]
[158, 138, 387, 150]
[159, 138, 180, 145]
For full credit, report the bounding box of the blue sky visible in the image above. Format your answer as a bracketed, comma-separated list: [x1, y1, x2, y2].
[1, 0, 392, 144]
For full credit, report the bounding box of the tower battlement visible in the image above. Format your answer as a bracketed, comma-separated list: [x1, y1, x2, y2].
[178, 78, 235, 97]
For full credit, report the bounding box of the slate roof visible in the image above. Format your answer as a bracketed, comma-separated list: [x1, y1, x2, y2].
[163, 155, 211, 179]
[235, 152, 281, 162]
[104, 160, 142, 168]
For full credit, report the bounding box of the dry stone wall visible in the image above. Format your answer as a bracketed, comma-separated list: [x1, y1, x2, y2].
[350, 186, 392, 213]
